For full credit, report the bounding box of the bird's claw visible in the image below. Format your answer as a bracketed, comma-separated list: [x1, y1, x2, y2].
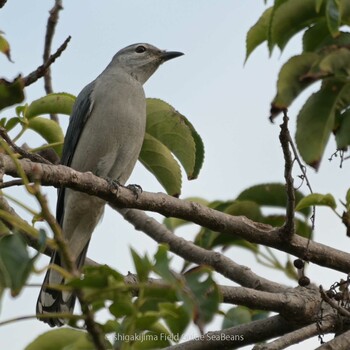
[126, 184, 142, 199]
[104, 178, 121, 194]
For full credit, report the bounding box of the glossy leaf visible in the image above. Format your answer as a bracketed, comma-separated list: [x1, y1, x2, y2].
[296, 80, 350, 168]
[271, 53, 319, 116]
[146, 98, 204, 180]
[131, 248, 152, 283]
[24, 329, 97, 350]
[345, 188, 350, 210]
[0, 233, 35, 296]
[335, 109, 350, 149]
[295, 193, 337, 211]
[222, 306, 269, 329]
[139, 133, 182, 196]
[184, 266, 220, 325]
[237, 183, 311, 217]
[326, 0, 341, 36]
[245, 7, 272, 61]
[0, 77, 25, 111]
[318, 48, 350, 76]
[25, 93, 75, 119]
[270, 0, 321, 51]
[159, 303, 190, 336]
[0, 32, 12, 61]
[27, 117, 64, 156]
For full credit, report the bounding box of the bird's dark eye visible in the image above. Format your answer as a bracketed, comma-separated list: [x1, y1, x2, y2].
[135, 45, 146, 53]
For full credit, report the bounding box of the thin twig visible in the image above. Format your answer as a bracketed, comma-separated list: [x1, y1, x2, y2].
[0, 179, 23, 188]
[43, 0, 63, 122]
[279, 111, 295, 238]
[0, 127, 51, 164]
[23, 36, 71, 87]
[319, 285, 350, 318]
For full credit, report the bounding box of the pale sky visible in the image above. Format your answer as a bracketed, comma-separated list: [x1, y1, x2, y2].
[0, 1, 348, 349]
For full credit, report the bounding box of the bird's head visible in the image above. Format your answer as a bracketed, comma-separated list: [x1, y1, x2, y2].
[109, 43, 184, 84]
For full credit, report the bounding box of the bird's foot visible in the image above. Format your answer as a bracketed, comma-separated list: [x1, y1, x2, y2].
[104, 177, 121, 195]
[126, 184, 142, 199]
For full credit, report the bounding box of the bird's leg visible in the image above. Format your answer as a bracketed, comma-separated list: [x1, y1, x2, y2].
[103, 177, 121, 195]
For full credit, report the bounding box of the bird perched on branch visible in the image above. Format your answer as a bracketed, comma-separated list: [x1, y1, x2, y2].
[36, 43, 183, 326]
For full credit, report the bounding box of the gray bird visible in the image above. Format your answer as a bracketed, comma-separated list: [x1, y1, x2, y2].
[36, 43, 183, 327]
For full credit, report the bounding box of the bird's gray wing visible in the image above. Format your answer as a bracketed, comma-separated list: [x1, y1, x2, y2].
[56, 80, 95, 225]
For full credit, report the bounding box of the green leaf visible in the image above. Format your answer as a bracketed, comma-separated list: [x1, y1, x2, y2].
[296, 80, 350, 168]
[245, 7, 273, 61]
[318, 48, 350, 76]
[25, 93, 75, 119]
[154, 245, 176, 283]
[271, 53, 319, 115]
[295, 193, 337, 211]
[159, 303, 190, 336]
[237, 183, 311, 217]
[0, 233, 35, 296]
[270, 0, 322, 52]
[0, 32, 12, 62]
[139, 133, 182, 196]
[27, 117, 64, 156]
[345, 188, 350, 210]
[0, 77, 25, 111]
[131, 248, 152, 283]
[335, 109, 350, 149]
[303, 21, 350, 52]
[184, 266, 220, 325]
[146, 98, 204, 180]
[109, 298, 134, 318]
[340, 0, 350, 24]
[222, 306, 252, 329]
[4, 117, 20, 132]
[316, 0, 325, 12]
[25, 329, 98, 350]
[326, 0, 341, 37]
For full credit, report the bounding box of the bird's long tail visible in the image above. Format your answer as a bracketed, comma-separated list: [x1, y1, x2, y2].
[36, 241, 90, 327]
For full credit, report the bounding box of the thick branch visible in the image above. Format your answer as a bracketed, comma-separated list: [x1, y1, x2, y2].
[117, 207, 285, 293]
[2, 155, 350, 275]
[164, 315, 296, 350]
[315, 329, 350, 350]
[254, 316, 335, 350]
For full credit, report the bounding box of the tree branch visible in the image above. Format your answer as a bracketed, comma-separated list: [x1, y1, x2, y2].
[43, 0, 63, 122]
[117, 207, 286, 293]
[23, 36, 71, 87]
[0, 127, 52, 164]
[2, 154, 350, 276]
[315, 329, 350, 350]
[279, 112, 295, 238]
[253, 316, 335, 350]
[164, 315, 297, 350]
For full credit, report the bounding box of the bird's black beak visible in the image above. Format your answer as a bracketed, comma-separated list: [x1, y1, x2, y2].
[161, 51, 184, 62]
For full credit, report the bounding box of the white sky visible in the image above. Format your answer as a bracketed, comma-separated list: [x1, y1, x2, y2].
[0, 1, 348, 349]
